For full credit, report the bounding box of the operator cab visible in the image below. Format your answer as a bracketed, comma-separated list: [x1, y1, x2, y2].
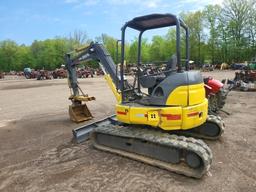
[120, 14, 204, 106]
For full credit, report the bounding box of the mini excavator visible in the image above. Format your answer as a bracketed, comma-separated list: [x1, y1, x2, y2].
[66, 13, 225, 178]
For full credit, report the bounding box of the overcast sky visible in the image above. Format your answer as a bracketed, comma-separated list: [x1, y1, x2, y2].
[0, 0, 223, 45]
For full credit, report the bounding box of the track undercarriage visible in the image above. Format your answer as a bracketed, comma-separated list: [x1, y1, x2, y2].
[73, 114, 224, 178]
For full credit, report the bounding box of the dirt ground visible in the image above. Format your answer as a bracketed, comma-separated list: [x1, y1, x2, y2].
[0, 70, 255, 192]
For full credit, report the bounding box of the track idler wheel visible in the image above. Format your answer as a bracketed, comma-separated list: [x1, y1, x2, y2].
[185, 152, 202, 169]
[199, 122, 221, 137]
[172, 115, 225, 140]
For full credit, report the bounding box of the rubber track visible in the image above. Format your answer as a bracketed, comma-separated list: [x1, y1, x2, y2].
[174, 115, 225, 140]
[91, 125, 212, 178]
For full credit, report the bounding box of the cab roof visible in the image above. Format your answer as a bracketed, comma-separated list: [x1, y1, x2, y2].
[125, 13, 183, 31]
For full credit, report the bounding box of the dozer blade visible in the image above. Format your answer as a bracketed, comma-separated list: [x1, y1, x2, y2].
[69, 103, 93, 123]
[72, 115, 118, 143]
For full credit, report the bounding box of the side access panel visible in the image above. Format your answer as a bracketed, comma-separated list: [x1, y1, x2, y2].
[116, 105, 130, 124]
[115, 104, 183, 130]
[188, 83, 205, 106]
[182, 98, 208, 130]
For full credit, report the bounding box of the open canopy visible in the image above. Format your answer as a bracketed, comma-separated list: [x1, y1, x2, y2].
[125, 13, 185, 31]
[119, 13, 190, 99]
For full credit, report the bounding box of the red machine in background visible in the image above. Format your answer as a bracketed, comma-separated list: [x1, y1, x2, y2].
[204, 77, 224, 95]
[204, 77, 230, 113]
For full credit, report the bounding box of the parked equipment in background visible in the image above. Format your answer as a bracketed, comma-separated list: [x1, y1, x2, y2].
[52, 68, 67, 79]
[24, 68, 32, 79]
[248, 61, 256, 70]
[220, 63, 229, 70]
[202, 64, 214, 72]
[234, 69, 256, 83]
[36, 70, 52, 80]
[67, 14, 225, 178]
[230, 63, 246, 70]
[204, 77, 231, 113]
[24, 68, 38, 79]
[76, 68, 94, 78]
[0, 72, 4, 79]
[232, 69, 256, 91]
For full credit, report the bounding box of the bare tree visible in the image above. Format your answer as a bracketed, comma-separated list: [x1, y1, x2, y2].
[69, 29, 89, 46]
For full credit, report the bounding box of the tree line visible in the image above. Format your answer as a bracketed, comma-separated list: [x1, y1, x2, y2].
[0, 0, 255, 72]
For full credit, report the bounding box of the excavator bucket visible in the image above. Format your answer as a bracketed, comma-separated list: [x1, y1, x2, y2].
[69, 103, 93, 123]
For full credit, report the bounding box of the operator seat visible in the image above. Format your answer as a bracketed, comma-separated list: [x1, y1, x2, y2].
[137, 54, 203, 106]
[140, 55, 177, 93]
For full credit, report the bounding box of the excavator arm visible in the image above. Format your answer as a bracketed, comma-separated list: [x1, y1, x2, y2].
[65, 42, 128, 122]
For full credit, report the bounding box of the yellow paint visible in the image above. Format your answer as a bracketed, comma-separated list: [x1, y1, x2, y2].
[116, 104, 130, 123]
[115, 98, 208, 131]
[148, 111, 159, 122]
[188, 83, 205, 105]
[166, 83, 205, 107]
[104, 74, 121, 103]
[113, 76, 208, 131]
[166, 85, 188, 106]
[181, 98, 208, 130]
[128, 106, 159, 126]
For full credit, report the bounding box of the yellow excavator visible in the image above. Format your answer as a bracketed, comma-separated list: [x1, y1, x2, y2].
[66, 13, 224, 178]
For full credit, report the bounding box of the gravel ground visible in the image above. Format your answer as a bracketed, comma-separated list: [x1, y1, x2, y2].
[0, 70, 255, 192]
